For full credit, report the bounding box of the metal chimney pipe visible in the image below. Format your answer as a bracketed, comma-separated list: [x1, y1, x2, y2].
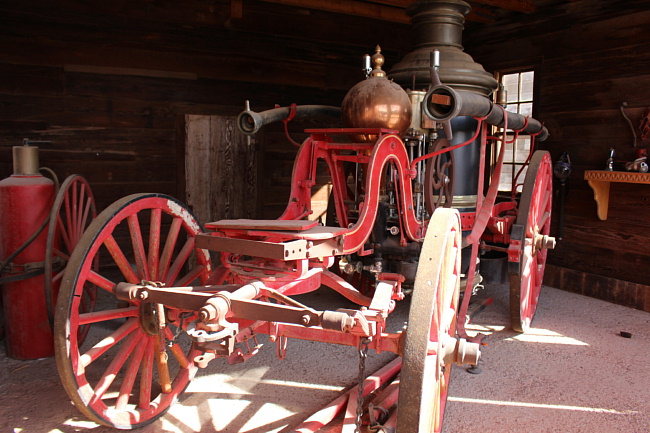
[389, 0, 498, 96]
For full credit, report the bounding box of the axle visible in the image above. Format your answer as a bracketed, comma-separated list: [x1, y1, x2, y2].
[113, 280, 480, 371]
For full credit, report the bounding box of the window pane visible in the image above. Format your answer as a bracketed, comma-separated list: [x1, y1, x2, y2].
[503, 74, 519, 103]
[497, 69, 535, 192]
[520, 71, 534, 101]
[499, 164, 513, 191]
[506, 103, 521, 117]
[519, 102, 533, 117]
[515, 137, 531, 163]
[513, 164, 528, 191]
[504, 139, 514, 162]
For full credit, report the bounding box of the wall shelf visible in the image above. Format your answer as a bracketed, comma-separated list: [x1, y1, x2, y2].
[584, 170, 650, 220]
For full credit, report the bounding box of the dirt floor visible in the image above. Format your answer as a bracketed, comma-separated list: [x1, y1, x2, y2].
[1, 284, 649, 433]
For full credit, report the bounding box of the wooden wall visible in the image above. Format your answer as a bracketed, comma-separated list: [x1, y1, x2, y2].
[2, 0, 649, 312]
[464, 0, 650, 312]
[0, 0, 412, 214]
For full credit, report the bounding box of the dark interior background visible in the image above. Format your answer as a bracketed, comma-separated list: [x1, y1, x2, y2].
[1, 0, 648, 312]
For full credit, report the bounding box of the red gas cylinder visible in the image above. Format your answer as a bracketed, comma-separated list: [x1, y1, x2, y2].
[0, 144, 55, 359]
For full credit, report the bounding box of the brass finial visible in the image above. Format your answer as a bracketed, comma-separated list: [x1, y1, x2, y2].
[370, 45, 386, 78]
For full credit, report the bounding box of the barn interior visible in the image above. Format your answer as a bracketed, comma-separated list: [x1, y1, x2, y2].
[0, 0, 649, 432]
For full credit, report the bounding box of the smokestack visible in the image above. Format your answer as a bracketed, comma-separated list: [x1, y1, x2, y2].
[389, 0, 498, 96]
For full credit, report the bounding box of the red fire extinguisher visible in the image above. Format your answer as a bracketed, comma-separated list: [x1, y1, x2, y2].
[0, 141, 56, 359]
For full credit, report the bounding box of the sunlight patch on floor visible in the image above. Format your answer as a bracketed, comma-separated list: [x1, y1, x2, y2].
[449, 396, 636, 415]
[232, 401, 293, 433]
[505, 328, 588, 345]
[49, 418, 101, 431]
[163, 403, 203, 432]
[465, 324, 506, 334]
[233, 377, 345, 392]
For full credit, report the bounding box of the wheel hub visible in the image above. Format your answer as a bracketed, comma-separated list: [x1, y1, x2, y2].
[139, 302, 160, 336]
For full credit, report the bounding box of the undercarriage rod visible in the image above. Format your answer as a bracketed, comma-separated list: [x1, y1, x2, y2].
[113, 281, 369, 335]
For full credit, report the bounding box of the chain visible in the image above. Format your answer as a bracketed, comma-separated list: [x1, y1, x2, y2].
[355, 337, 371, 433]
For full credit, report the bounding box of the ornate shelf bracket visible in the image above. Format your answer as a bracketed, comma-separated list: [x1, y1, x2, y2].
[584, 170, 650, 220]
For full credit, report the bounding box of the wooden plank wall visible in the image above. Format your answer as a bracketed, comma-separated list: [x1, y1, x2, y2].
[464, 0, 650, 312]
[3, 0, 648, 312]
[183, 115, 258, 225]
[0, 0, 412, 213]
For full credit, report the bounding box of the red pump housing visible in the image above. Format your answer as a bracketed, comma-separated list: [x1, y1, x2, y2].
[0, 145, 55, 359]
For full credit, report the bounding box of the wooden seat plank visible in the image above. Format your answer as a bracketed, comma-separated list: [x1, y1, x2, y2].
[247, 225, 348, 240]
[205, 219, 318, 231]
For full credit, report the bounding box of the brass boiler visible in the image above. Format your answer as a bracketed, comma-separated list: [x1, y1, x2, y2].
[341, 46, 412, 140]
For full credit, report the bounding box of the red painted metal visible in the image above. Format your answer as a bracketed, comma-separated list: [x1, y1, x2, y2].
[0, 172, 55, 359]
[293, 357, 402, 433]
[44, 175, 97, 341]
[55, 92, 553, 431]
[510, 151, 554, 332]
[54, 194, 213, 428]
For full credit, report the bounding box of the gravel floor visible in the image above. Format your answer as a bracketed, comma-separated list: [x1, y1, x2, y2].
[1, 284, 649, 433]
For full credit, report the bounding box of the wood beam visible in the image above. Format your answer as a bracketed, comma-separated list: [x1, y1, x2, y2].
[256, 0, 410, 24]
[359, 0, 535, 14]
[469, 0, 536, 13]
[363, 0, 412, 7]
[253, 0, 496, 23]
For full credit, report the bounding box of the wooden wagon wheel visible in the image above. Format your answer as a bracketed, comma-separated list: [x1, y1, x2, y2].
[45, 174, 97, 338]
[396, 208, 462, 433]
[54, 193, 212, 429]
[509, 151, 554, 333]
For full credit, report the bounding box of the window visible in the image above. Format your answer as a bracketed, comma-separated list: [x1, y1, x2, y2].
[497, 70, 535, 191]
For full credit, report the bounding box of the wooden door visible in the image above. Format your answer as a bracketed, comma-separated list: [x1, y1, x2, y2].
[184, 115, 258, 227]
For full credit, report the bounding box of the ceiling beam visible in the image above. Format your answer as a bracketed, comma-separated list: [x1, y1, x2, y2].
[252, 0, 498, 24]
[256, 0, 410, 24]
[362, 0, 412, 7]
[469, 0, 536, 13]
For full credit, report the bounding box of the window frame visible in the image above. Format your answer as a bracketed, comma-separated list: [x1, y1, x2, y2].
[493, 67, 541, 193]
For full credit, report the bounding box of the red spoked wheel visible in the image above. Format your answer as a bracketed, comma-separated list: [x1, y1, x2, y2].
[396, 208, 462, 433]
[45, 175, 97, 338]
[54, 193, 212, 429]
[509, 151, 554, 333]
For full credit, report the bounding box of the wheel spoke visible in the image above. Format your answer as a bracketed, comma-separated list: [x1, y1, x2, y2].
[164, 237, 195, 286]
[128, 214, 151, 281]
[87, 269, 118, 293]
[78, 307, 139, 325]
[71, 182, 80, 243]
[158, 217, 182, 283]
[154, 334, 172, 394]
[81, 197, 93, 241]
[149, 208, 162, 281]
[116, 332, 149, 410]
[56, 213, 73, 253]
[165, 326, 190, 369]
[138, 337, 155, 410]
[52, 270, 64, 284]
[79, 318, 139, 370]
[52, 246, 70, 261]
[538, 211, 551, 233]
[104, 235, 140, 284]
[176, 263, 207, 287]
[90, 330, 144, 406]
[534, 189, 552, 227]
[64, 187, 74, 248]
[75, 186, 86, 245]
